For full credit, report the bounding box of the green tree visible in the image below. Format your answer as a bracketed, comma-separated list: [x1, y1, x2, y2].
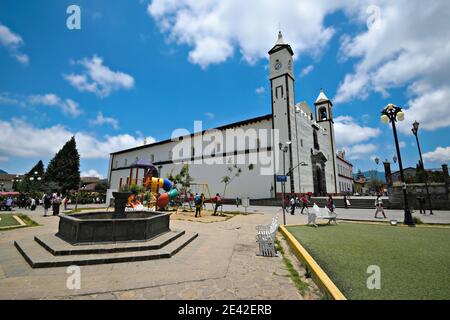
[173, 164, 194, 195]
[220, 159, 254, 207]
[94, 181, 108, 193]
[45, 136, 80, 193]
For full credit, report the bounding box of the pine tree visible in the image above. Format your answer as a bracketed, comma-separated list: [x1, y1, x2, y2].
[45, 136, 80, 193]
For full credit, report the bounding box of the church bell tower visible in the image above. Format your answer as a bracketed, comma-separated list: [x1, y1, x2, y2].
[269, 31, 296, 194]
[314, 89, 338, 193]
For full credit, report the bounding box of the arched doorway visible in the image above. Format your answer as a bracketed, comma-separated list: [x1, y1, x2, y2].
[311, 151, 328, 196]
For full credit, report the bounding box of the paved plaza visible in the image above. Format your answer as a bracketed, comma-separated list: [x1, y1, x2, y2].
[0, 204, 448, 300]
[0, 206, 318, 300]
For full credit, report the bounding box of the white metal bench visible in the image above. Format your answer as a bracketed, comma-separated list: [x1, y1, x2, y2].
[308, 204, 337, 227]
[256, 216, 279, 257]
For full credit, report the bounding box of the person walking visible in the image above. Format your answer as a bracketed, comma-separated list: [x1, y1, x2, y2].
[326, 194, 335, 213]
[63, 196, 69, 211]
[201, 193, 206, 209]
[212, 193, 223, 216]
[43, 193, 51, 216]
[374, 194, 387, 219]
[236, 197, 240, 208]
[5, 197, 13, 211]
[52, 193, 61, 216]
[300, 194, 309, 214]
[194, 193, 202, 217]
[416, 195, 426, 214]
[343, 195, 348, 209]
[290, 195, 296, 215]
[30, 197, 36, 211]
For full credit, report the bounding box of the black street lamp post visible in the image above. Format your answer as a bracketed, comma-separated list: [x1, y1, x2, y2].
[381, 104, 414, 226]
[279, 141, 291, 225]
[412, 121, 433, 215]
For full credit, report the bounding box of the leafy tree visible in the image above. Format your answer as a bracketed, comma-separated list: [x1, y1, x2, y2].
[172, 164, 194, 202]
[367, 178, 384, 193]
[45, 136, 80, 193]
[94, 181, 108, 193]
[220, 159, 254, 205]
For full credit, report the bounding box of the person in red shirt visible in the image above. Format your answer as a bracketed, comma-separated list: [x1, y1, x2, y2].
[212, 193, 223, 216]
[300, 194, 310, 214]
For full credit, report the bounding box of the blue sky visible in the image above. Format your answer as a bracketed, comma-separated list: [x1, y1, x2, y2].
[1, 0, 449, 178]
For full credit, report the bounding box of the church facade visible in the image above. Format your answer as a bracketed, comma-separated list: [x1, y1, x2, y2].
[107, 32, 340, 199]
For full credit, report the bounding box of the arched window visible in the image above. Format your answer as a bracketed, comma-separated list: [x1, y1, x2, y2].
[319, 107, 327, 121]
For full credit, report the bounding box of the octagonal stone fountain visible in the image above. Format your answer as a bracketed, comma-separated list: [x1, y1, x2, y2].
[57, 192, 171, 244]
[15, 191, 197, 268]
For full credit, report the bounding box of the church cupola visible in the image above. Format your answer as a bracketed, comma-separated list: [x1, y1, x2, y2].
[314, 89, 333, 122]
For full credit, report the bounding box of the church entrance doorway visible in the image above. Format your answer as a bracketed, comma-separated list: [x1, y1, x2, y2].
[311, 151, 327, 196]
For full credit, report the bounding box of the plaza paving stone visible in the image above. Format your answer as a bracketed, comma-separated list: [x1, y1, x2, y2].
[0, 208, 310, 300]
[3, 202, 446, 300]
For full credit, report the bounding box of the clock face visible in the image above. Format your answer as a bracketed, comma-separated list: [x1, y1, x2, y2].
[274, 61, 282, 70]
[288, 60, 292, 70]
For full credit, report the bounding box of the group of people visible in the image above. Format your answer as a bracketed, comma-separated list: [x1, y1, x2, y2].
[0, 193, 70, 216]
[286, 193, 313, 215]
[189, 192, 223, 218]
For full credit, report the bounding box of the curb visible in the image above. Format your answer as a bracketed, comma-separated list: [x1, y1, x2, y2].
[279, 225, 347, 300]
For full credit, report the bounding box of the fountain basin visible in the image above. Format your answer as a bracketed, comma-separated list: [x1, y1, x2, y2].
[57, 211, 171, 244]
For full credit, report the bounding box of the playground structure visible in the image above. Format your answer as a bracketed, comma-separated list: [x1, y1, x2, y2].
[117, 159, 179, 210]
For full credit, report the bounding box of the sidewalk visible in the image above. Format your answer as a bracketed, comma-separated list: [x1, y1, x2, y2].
[219, 204, 450, 225]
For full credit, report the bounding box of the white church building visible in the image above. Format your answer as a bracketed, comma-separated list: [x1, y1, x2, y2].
[107, 32, 342, 200]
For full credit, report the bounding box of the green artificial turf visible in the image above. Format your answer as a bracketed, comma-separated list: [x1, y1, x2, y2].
[286, 223, 450, 300]
[0, 214, 21, 228]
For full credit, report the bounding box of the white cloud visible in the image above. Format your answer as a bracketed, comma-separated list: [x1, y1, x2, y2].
[147, 1, 450, 135]
[255, 86, 265, 94]
[300, 65, 314, 77]
[334, 1, 450, 133]
[0, 156, 8, 162]
[423, 146, 450, 164]
[90, 112, 119, 129]
[0, 118, 155, 160]
[0, 93, 26, 107]
[81, 169, 104, 179]
[147, 0, 345, 68]
[345, 143, 378, 160]
[334, 116, 381, 146]
[28, 93, 82, 117]
[0, 23, 29, 65]
[64, 55, 135, 98]
[204, 112, 215, 120]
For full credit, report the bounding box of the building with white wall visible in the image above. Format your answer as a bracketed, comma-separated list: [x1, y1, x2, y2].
[336, 150, 354, 194]
[108, 32, 340, 199]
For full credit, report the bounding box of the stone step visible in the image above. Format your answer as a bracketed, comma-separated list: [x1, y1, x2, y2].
[35, 230, 185, 256]
[14, 232, 198, 268]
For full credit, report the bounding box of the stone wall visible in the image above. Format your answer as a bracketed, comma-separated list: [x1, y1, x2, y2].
[387, 183, 450, 210]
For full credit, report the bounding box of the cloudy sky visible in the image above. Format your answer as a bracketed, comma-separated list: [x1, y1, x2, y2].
[1, 0, 449, 178]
